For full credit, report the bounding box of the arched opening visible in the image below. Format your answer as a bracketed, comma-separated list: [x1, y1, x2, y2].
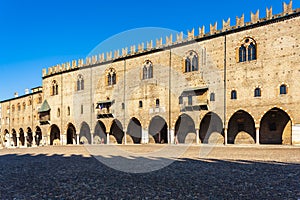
[67, 123, 76, 145]
[94, 121, 107, 144]
[50, 125, 60, 145]
[228, 110, 255, 144]
[127, 118, 142, 144]
[199, 112, 224, 144]
[148, 116, 168, 144]
[110, 119, 124, 144]
[35, 126, 42, 146]
[79, 122, 91, 144]
[175, 114, 196, 144]
[19, 128, 25, 146]
[26, 127, 33, 147]
[12, 129, 17, 146]
[260, 108, 292, 144]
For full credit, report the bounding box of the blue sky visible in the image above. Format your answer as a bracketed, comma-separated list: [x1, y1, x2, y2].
[0, 0, 298, 100]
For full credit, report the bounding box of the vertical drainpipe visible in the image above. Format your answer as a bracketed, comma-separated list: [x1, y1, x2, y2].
[90, 64, 93, 145]
[224, 35, 227, 145]
[123, 59, 127, 145]
[61, 73, 63, 144]
[169, 48, 172, 144]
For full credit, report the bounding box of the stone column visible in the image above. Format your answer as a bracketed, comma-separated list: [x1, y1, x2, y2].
[77, 134, 80, 145]
[106, 133, 110, 144]
[16, 133, 20, 147]
[91, 133, 94, 145]
[124, 130, 127, 145]
[24, 132, 28, 148]
[142, 129, 148, 144]
[32, 132, 37, 147]
[169, 129, 175, 144]
[224, 128, 228, 145]
[196, 128, 200, 144]
[256, 126, 260, 145]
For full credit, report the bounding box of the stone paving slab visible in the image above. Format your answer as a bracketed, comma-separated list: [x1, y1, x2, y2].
[0, 145, 299, 199]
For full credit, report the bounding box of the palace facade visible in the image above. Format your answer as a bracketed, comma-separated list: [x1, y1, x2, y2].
[1, 1, 300, 147]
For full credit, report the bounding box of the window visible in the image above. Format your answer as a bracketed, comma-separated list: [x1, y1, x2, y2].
[107, 68, 116, 86]
[22, 102, 26, 110]
[38, 95, 42, 104]
[81, 105, 84, 114]
[51, 80, 59, 95]
[254, 88, 261, 97]
[188, 96, 193, 105]
[280, 84, 287, 95]
[67, 106, 70, 116]
[156, 99, 160, 108]
[185, 51, 199, 72]
[179, 96, 183, 104]
[57, 108, 60, 117]
[238, 38, 257, 62]
[122, 103, 125, 110]
[142, 60, 153, 80]
[139, 101, 143, 108]
[231, 90, 237, 100]
[210, 93, 215, 101]
[12, 105, 15, 113]
[17, 103, 21, 111]
[77, 75, 84, 91]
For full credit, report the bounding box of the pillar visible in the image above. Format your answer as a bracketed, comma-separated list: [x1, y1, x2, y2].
[106, 133, 110, 144]
[224, 128, 228, 145]
[142, 129, 148, 144]
[91, 132, 94, 145]
[196, 128, 200, 144]
[256, 126, 260, 145]
[16, 134, 20, 147]
[124, 130, 127, 145]
[169, 129, 175, 144]
[77, 134, 80, 145]
[24, 132, 28, 147]
[32, 132, 37, 147]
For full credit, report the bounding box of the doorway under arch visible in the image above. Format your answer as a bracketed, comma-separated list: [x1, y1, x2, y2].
[127, 118, 142, 144]
[79, 122, 91, 144]
[50, 124, 60, 145]
[110, 119, 124, 144]
[94, 121, 107, 144]
[148, 116, 168, 144]
[175, 114, 196, 144]
[199, 112, 224, 144]
[67, 123, 76, 145]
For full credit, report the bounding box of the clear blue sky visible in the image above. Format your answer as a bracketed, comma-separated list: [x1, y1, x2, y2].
[0, 0, 298, 100]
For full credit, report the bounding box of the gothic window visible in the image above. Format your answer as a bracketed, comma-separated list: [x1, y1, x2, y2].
[51, 80, 59, 96]
[142, 60, 153, 80]
[238, 38, 257, 62]
[280, 84, 287, 95]
[77, 74, 84, 91]
[185, 51, 198, 72]
[107, 68, 117, 86]
[210, 93, 215, 101]
[188, 96, 193, 105]
[231, 90, 237, 100]
[254, 87, 261, 97]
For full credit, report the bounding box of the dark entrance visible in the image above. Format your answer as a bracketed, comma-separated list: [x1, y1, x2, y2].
[149, 116, 168, 144]
[50, 125, 60, 145]
[199, 112, 223, 144]
[94, 121, 107, 144]
[67, 123, 76, 144]
[79, 122, 91, 144]
[127, 118, 142, 144]
[175, 114, 196, 144]
[110, 119, 124, 144]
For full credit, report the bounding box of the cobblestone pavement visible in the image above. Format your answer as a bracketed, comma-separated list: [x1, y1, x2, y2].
[0, 145, 299, 199]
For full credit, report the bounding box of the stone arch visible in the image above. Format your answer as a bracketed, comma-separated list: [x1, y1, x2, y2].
[12, 129, 17, 147]
[199, 112, 224, 144]
[50, 124, 60, 145]
[127, 117, 142, 144]
[259, 107, 292, 144]
[19, 128, 25, 146]
[175, 114, 196, 144]
[94, 120, 107, 144]
[27, 127, 34, 146]
[148, 116, 168, 144]
[67, 123, 76, 145]
[35, 126, 42, 146]
[228, 110, 255, 144]
[109, 119, 124, 144]
[79, 122, 91, 144]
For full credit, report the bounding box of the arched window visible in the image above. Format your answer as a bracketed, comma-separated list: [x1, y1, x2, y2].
[77, 75, 84, 91]
[254, 87, 261, 97]
[17, 103, 21, 111]
[51, 80, 59, 96]
[231, 90, 237, 100]
[12, 105, 15, 113]
[280, 84, 287, 95]
[185, 51, 198, 72]
[248, 43, 256, 61]
[238, 38, 257, 62]
[22, 102, 26, 110]
[210, 93, 215, 101]
[239, 45, 246, 62]
[142, 60, 153, 80]
[107, 68, 117, 86]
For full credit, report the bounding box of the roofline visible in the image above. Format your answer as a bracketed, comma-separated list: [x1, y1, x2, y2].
[0, 90, 43, 103]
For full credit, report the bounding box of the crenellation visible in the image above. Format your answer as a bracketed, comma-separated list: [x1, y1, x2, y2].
[283, 0, 293, 14]
[166, 34, 173, 45]
[199, 26, 205, 37]
[266, 7, 273, 19]
[236, 14, 245, 27]
[72, 60, 77, 68]
[210, 22, 218, 34]
[114, 50, 120, 59]
[251, 10, 260, 23]
[156, 37, 163, 47]
[138, 43, 144, 52]
[92, 55, 97, 64]
[106, 51, 112, 60]
[66, 62, 71, 70]
[42, 68, 47, 77]
[122, 48, 128, 56]
[187, 29, 194, 40]
[176, 32, 183, 43]
[222, 18, 231, 31]
[99, 53, 105, 62]
[147, 40, 153, 50]
[130, 45, 136, 54]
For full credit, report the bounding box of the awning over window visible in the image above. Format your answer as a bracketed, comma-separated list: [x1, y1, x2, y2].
[96, 100, 114, 109]
[38, 100, 51, 113]
[181, 86, 208, 96]
[183, 86, 208, 93]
